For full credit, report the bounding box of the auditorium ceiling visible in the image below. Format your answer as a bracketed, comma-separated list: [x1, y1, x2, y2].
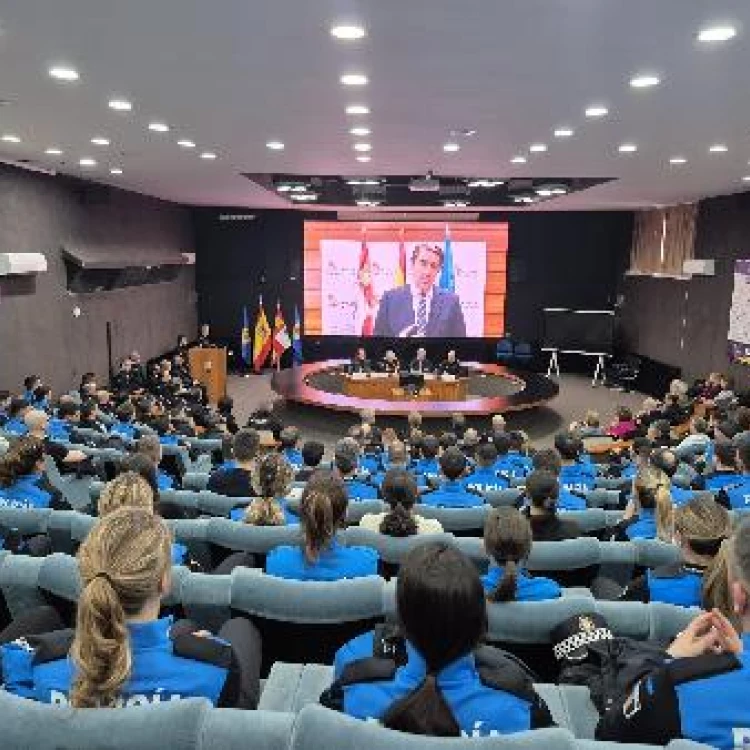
[0, 0, 748, 210]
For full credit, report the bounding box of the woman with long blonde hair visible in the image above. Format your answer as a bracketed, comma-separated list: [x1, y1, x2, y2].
[1, 507, 261, 707]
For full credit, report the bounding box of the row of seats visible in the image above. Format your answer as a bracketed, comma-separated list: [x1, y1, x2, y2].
[0, 551, 697, 645]
[0, 691, 708, 750]
[0, 507, 680, 572]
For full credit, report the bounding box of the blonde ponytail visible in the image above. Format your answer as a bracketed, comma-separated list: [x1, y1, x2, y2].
[654, 484, 674, 543]
[70, 507, 171, 708]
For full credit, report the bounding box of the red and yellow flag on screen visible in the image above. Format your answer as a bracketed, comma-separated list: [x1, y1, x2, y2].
[394, 227, 406, 287]
[252, 297, 272, 372]
[358, 231, 375, 336]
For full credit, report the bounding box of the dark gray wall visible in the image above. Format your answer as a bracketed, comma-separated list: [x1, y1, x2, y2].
[0, 164, 196, 393]
[620, 190, 750, 388]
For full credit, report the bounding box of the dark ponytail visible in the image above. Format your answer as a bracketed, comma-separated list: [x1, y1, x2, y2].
[300, 470, 348, 563]
[380, 468, 418, 537]
[483, 507, 532, 602]
[382, 543, 485, 736]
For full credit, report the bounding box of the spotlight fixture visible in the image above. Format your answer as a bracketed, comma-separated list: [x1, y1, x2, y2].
[443, 142, 460, 152]
[330, 24, 366, 40]
[266, 140, 285, 150]
[91, 137, 110, 146]
[49, 65, 79, 81]
[177, 140, 196, 148]
[200, 151, 217, 159]
[698, 24, 737, 43]
[346, 105, 370, 115]
[585, 105, 608, 118]
[529, 143, 547, 153]
[554, 127, 574, 137]
[148, 122, 170, 133]
[510, 155, 527, 164]
[618, 143, 638, 153]
[630, 74, 660, 88]
[108, 98, 132, 111]
[350, 127, 371, 136]
[669, 157, 687, 165]
[356, 155, 371, 162]
[340, 73, 368, 86]
[1, 134, 21, 143]
[45, 147, 63, 155]
[110, 167, 123, 175]
[79, 157, 96, 167]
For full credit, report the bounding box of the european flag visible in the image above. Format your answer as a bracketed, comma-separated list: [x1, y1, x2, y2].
[240, 305, 251, 364]
[292, 305, 303, 365]
[439, 226, 455, 291]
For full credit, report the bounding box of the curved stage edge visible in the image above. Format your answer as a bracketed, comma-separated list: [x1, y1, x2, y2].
[271, 360, 559, 417]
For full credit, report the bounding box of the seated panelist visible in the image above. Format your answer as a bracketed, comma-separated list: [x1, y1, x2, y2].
[409, 348, 433, 374]
[439, 350, 462, 377]
[380, 350, 400, 374]
[349, 347, 371, 374]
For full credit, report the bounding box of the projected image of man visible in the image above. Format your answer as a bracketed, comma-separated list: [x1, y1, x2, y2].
[373, 244, 466, 338]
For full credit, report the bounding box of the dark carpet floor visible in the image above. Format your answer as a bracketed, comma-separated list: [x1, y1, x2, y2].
[227, 370, 646, 453]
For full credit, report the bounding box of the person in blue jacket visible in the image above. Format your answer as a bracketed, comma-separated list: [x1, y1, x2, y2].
[555, 432, 597, 493]
[482, 507, 561, 601]
[413, 435, 441, 482]
[266, 469, 379, 581]
[231, 451, 297, 526]
[616, 467, 674, 541]
[321, 541, 554, 736]
[421, 447, 484, 508]
[717, 439, 750, 509]
[3, 397, 30, 436]
[0, 436, 69, 510]
[279, 426, 303, 468]
[110, 401, 137, 440]
[531, 448, 587, 511]
[461, 441, 510, 495]
[597, 516, 750, 749]
[0, 507, 261, 708]
[334, 438, 379, 501]
[621, 495, 731, 610]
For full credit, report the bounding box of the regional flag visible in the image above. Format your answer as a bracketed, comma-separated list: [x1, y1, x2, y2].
[272, 300, 291, 367]
[439, 224, 455, 291]
[252, 296, 272, 372]
[240, 305, 251, 364]
[358, 230, 375, 336]
[292, 305, 303, 365]
[394, 227, 407, 287]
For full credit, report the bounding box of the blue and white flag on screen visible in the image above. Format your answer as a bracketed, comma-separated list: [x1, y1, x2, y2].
[439, 225, 455, 292]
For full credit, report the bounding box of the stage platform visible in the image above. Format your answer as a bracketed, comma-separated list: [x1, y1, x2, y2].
[271, 360, 559, 417]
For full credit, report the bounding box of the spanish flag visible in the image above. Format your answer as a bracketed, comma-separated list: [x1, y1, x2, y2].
[394, 227, 406, 287]
[252, 296, 272, 372]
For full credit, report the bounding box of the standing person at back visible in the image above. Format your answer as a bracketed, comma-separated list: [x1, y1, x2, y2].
[266, 470, 379, 581]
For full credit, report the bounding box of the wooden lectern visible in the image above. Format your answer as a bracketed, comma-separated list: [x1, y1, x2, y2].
[188, 347, 227, 405]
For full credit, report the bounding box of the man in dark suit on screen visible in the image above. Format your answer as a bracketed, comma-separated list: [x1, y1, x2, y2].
[373, 244, 466, 338]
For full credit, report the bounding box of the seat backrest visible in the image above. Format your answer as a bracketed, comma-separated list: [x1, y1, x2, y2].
[342, 527, 452, 563]
[0, 506, 51, 535]
[485, 488, 523, 507]
[291, 704, 578, 750]
[230, 567, 385, 624]
[0, 690, 293, 750]
[632, 538, 681, 568]
[183, 471, 210, 491]
[346, 500, 386, 523]
[414, 504, 490, 533]
[198, 491, 252, 517]
[207, 518, 302, 553]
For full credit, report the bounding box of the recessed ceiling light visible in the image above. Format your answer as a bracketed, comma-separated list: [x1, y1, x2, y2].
[356, 155, 371, 162]
[443, 142, 460, 153]
[550, 187, 568, 195]
[49, 65, 79, 82]
[536, 189, 554, 197]
[45, 147, 63, 155]
[353, 143, 372, 152]
[1, 134, 20, 143]
[347, 179, 381, 186]
[110, 167, 123, 175]
[290, 193, 318, 202]
[266, 140, 285, 150]
[618, 143, 638, 153]
[277, 185, 292, 192]
[510, 156, 527, 164]
[108, 98, 132, 112]
[79, 158, 96, 167]
[743, 176, 750, 183]
[709, 144, 728, 153]
[585, 105, 609, 118]
[669, 157, 687, 165]
[698, 24, 737, 43]
[330, 24, 366, 40]
[468, 179, 504, 188]
[356, 199, 381, 207]
[350, 126, 371, 136]
[346, 105, 370, 115]
[630, 74, 661, 88]
[340, 73, 368, 86]
[554, 127, 574, 138]
[91, 137, 110, 146]
[200, 151, 217, 159]
[177, 139, 196, 149]
[148, 122, 170, 133]
[529, 143, 547, 153]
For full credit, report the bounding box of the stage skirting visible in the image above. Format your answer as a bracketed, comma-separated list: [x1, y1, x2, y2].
[271, 360, 558, 417]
